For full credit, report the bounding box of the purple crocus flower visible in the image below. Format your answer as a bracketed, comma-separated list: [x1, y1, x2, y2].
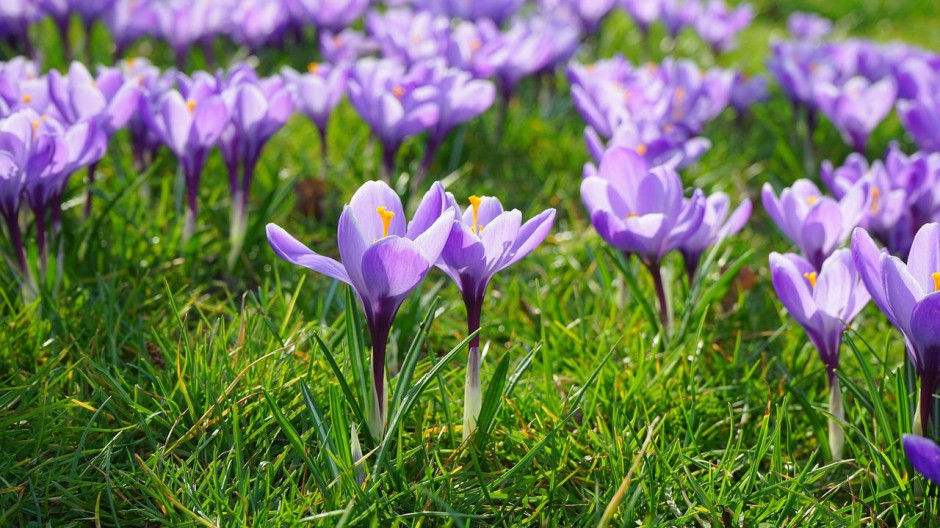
[446, 19, 509, 79]
[852, 223, 940, 432]
[291, 0, 369, 33]
[679, 192, 751, 279]
[419, 67, 495, 183]
[822, 150, 918, 256]
[319, 29, 377, 64]
[693, 0, 753, 54]
[0, 58, 50, 117]
[769, 248, 869, 459]
[436, 194, 555, 438]
[143, 81, 229, 241]
[231, 0, 289, 50]
[120, 57, 176, 172]
[366, 9, 451, 67]
[581, 147, 705, 329]
[414, 0, 523, 25]
[786, 11, 832, 41]
[730, 72, 769, 114]
[347, 58, 439, 179]
[267, 180, 455, 437]
[281, 62, 347, 168]
[903, 434, 940, 483]
[48, 61, 141, 216]
[105, 0, 160, 57]
[219, 72, 294, 269]
[814, 76, 897, 153]
[762, 179, 869, 270]
[24, 115, 106, 279]
[620, 0, 662, 35]
[898, 94, 940, 153]
[1, 110, 47, 286]
[493, 20, 557, 101]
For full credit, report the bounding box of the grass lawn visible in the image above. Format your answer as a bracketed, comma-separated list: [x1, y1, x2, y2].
[2, 0, 940, 526]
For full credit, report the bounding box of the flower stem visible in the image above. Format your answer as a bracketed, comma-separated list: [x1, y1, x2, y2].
[644, 260, 670, 333]
[828, 378, 844, 460]
[368, 318, 391, 440]
[83, 161, 97, 219]
[464, 346, 482, 441]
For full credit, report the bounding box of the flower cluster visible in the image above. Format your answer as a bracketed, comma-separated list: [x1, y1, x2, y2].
[622, 0, 754, 54]
[570, 57, 758, 170]
[268, 180, 554, 439]
[768, 11, 940, 153]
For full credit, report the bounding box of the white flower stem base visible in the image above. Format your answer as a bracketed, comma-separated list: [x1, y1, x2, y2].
[828, 379, 844, 461]
[463, 346, 482, 441]
[367, 377, 385, 441]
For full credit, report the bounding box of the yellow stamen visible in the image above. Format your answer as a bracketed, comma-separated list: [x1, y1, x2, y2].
[376, 206, 395, 238]
[469, 195, 482, 234]
[804, 272, 817, 288]
[663, 123, 674, 133]
[870, 187, 881, 214]
[22, 94, 32, 103]
[186, 100, 196, 113]
[392, 86, 404, 98]
[307, 61, 320, 74]
[636, 144, 648, 156]
[31, 120, 39, 133]
[807, 196, 819, 205]
[674, 87, 686, 102]
[933, 272, 940, 292]
[626, 212, 639, 218]
[469, 38, 482, 52]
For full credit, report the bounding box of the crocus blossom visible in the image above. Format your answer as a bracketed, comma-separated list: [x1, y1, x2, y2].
[679, 192, 751, 279]
[436, 194, 555, 438]
[762, 179, 869, 270]
[143, 81, 229, 241]
[581, 147, 705, 328]
[282, 62, 347, 168]
[219, 72, 293, 268]
[903, 434, 940, 484]
[267, 181, 455, 437]
[814, 76, 896, 152]
[852, 224, 940, 433]
[347, 58, 439, 179]
[769, 249, 870, 459]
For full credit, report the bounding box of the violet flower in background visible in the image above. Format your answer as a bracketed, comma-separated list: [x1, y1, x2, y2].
[814, 76, 896, 153]
[143, 81, 229, 241]
[0, 1, 40, 56]
[679, 192, 751, 280]
[219, 72, 294, 269]
[282, 63, 347, 171]
[267, 181, 454, 438]
[414, 0, 523, 25]
[903, 434, 940, 484]
[446, 19, 508, 79]
[580, 147, 705, 330]
[762, 179, 869, 270]
[730, 72, 769, 114]
[898, 93, 940, 153]
[366, 9, 451, 67]
[120, 57, 176, 172]
[105, 0, 160, 58]
[1, 110, 46, 293]
[493, 20, 558, 101]
[24, 115, 106, 283]
[0, 58, 50, 117]
[693, 0, 753, 54]
[787, 11, 832, 41]
[769, 249, 869, 459]
[436, 194, 554, 439]
[48, 61, 140, 216]
[418, 67, 495, 185]
[621, 0, 662, 36]
[822, 149, 918, 256]
[292, 0, 369, 33]
[319, 29, 377, 64]
[231, 0, 290, 50]
[852, 224, 940, 434]
[347, 58, 439, 179]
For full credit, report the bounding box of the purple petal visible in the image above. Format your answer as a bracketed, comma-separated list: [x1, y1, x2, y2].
[361, 237, 431, 300]
[903, 434, 940, 484]
[349, 180, 406, 241]
[266, 223, 351, 284]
